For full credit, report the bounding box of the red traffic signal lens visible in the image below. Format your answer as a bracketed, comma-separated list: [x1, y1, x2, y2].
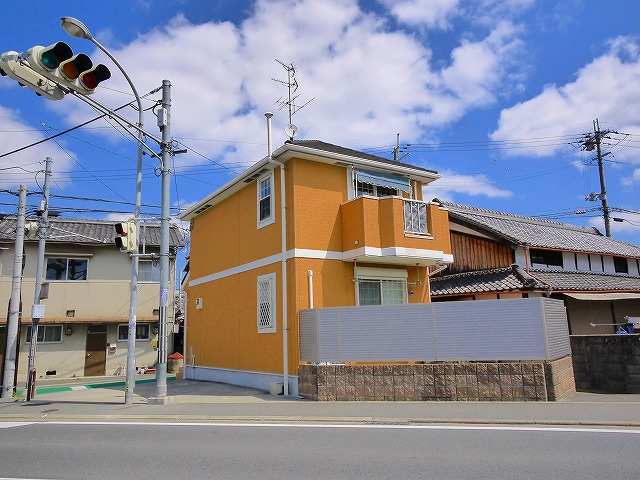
[80, 64, 110, 90]
[114, 223, 126, 235]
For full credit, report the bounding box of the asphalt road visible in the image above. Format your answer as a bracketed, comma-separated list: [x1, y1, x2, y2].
[1, 421, 639, 479]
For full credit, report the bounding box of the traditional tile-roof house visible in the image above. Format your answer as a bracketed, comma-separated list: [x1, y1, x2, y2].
[0, 216, 184, 381]
[180, 140, 454, 395]
[429, 200, 640, 334]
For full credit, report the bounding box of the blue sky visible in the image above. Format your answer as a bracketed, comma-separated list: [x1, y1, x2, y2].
[1, 0, 640, 269]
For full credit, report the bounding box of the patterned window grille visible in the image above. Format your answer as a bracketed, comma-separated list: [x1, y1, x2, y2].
[403, 199, 428, 235]
[257, 273, 276, 332]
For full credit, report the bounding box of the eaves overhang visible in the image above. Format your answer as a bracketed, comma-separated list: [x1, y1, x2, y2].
[179, 142, 441, 222]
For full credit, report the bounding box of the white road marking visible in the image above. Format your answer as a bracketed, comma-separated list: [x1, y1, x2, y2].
[2, 420, 637, 434]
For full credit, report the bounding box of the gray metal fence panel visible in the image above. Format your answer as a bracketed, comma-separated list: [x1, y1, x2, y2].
[541, 298, 572, 360]
[298, 297, 568, 363]
[431, 299, 546, 361]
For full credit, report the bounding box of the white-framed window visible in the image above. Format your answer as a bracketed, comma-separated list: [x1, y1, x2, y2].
[355, 267, 408, 306]
[257, 173, 275, 228]
[356, 181, 398, 198]
[139, 260, 160, 282]
[117, 323, 151, 341]
[46, 258, 88, 281]
[26, 325, 63, 343]
[403, 199, 428, 235]
[257, 273, 276, 333]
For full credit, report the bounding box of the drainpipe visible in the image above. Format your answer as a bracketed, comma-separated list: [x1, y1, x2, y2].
[522, 244, 553, 297]
[308, 270, 314, 308]
[266, 112, 289, 396]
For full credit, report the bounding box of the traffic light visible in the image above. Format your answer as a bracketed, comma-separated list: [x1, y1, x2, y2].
[25, 42, 111, 94]
[114, 221, 137, 253]
[0, 42, 111, 100]
[0, 51, 65, 100]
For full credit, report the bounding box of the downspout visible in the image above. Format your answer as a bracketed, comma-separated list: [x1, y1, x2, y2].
[308, 270, 314, 309]
[266, 112, 289, 396]
[523, 244, 553, 297]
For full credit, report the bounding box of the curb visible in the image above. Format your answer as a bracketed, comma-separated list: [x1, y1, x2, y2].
[0, 413, 638, 428]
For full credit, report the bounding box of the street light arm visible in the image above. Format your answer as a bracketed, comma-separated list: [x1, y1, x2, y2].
[69, 89, 163, 146]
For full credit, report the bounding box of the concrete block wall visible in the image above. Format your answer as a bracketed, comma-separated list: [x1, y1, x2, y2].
[298, 359, 574, 402]
[544, 355, 576, 400]
[570, 335, 640, 394]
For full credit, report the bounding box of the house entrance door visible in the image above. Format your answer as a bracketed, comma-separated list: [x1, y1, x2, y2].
[84, 325, 107, 376]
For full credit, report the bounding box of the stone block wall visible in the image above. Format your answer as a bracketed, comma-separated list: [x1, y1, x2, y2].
[544, 355, 576, 400]
[298, 358, 574, 402]
[570, 335, 640, 394]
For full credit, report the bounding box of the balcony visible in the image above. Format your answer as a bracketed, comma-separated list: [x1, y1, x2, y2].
[340, 196, 453, 267]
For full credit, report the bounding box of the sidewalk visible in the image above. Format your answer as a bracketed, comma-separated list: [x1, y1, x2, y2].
[1, 375, 640, 428]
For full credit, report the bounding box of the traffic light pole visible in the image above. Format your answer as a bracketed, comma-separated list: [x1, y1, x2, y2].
[1, 185, 27, 399]
[149, 79, 172, 404]
[26, 157, 52, 400]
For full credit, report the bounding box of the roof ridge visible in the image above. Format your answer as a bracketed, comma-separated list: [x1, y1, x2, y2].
[530, 268, 640, 279]
[434, 199, 600, 235]
[430, 265, 513, 281]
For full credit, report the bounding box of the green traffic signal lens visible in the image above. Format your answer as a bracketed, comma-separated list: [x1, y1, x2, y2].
[40, 51, 59, 69]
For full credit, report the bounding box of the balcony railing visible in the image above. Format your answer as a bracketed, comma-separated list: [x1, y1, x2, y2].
[403, 199, 428, 235]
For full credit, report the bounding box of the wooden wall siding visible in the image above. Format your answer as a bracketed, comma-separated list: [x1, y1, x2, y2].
[448, 232, 513, 274]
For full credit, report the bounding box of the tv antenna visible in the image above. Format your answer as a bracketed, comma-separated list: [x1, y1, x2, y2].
[272, 59, 314, 140]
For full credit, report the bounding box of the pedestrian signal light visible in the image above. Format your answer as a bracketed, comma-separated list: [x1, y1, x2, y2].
[114, 221, 137, 253]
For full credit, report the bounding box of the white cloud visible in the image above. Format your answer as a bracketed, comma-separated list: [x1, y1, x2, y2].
[0, 106, 74, 188]
[423, 170, 512, 201]
[587, 211, 640, 236]
[491, 36, 640, 158]
[380, 0, 460, 29]
[45, 0, 525, 170]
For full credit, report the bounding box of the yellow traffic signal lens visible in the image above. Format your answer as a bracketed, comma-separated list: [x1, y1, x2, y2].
[61, 62, 79, 79]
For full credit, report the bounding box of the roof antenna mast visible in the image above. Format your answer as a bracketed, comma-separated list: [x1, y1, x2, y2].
[272, 59, 314, 141]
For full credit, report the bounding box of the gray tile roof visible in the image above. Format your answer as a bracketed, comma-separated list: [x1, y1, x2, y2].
[435, 199, 640, 258]
[430, 265, 543, 296]
[288, 140, 439, 175]
[430, 265, 640, 296]
[0, 216, 185, 247]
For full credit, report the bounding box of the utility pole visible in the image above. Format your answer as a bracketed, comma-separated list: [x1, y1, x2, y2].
[149, 79, 172, 404]
[582, 119, 613, 237]
[1, 185, 27, 398]
[26, 157, 51, 400]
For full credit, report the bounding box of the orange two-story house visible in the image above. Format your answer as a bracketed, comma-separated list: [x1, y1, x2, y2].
[179, 140, 453, 395]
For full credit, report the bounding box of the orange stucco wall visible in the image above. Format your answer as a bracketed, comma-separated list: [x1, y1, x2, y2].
[186, 157, 450, 378]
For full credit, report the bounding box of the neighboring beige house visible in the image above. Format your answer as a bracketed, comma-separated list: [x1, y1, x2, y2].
[0, 216, 184, 381]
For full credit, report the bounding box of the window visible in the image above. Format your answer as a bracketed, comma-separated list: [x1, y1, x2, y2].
[139, 260, 160, 282]
[355, 267, 408, 306]
[403, 199, 428, 235]
[257, 173, 274, 228]
[358, 279, 407, 305]
[117, 323, 151, 341]
[356, 181, 398, 198]
[46, 258, 88, 281]
[26, 325, 62, 343]
[529, 249, 563, 269]
[613, 256, 629, 274]
[257, 273, 276, 333]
